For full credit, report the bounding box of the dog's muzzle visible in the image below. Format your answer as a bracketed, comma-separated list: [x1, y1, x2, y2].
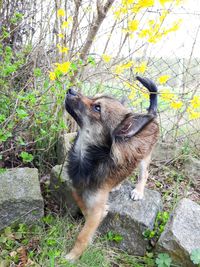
[65, 88, 83, 127]
[66, 88, 77, 98]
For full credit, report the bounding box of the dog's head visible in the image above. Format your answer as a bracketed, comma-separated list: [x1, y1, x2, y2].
[65, 88, 155, 143]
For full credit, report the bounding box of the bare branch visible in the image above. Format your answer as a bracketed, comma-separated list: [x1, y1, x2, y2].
[70, 0, 116, 84]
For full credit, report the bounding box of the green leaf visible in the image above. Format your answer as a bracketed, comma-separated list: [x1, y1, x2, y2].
[46, 239, 57, 246]
[149, 230, 155, 238]
[106, 231, 123, 243]
[0, 130, 12, 142]
[17, 137, 26, 145]
[0, 168, 6, 174]
[87, 56, 96, 66]
[34, 68, 42, 77]
[4, 227, 12, 236]
[42, 215, 54, 224]
[0, 114, 6, 123]
[70, 62, 78, 71]
[190, 248, 200, 264]
[0, 236, 8, 243]
[113, 234, 123, 243]
[3, 64, 17, 75]
[156, 253, 172, 267]
[16, 108, 28, 119]
[14, 232, 22, 240]
[20, 152, 34, 163]
[10, 12, 23, 24]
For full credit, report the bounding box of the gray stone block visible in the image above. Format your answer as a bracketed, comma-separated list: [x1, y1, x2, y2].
[49, 165, 79, 216]
[152, 141, 180, 162]
[99, 181, 162, 256]
[183, 156, 200, 185]
[0, 168, 44, 230]
[57, 132, 77, 165]
[156, 198, 200, 267]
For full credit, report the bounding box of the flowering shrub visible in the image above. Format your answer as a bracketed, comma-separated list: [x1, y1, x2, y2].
[1, 0, 199, 170]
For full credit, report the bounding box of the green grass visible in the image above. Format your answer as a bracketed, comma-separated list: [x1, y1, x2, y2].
[0, 215, 158, 267]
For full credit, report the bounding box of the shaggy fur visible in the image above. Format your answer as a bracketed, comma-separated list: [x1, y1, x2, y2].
[64, 76, 159, 261]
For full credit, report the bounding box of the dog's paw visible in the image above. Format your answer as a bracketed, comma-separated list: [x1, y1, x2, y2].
[130, 188, 144, 201]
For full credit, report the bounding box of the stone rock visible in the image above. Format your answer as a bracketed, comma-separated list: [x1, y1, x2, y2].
[152, 142, 180, 162]
[49, 165, 79, 216]
[57, 132, 77, 165]
[0, 168, 44, 230]
[183, 156, 200, 185]
[99, 181, 162, 256]
[156, 198, 200, 267]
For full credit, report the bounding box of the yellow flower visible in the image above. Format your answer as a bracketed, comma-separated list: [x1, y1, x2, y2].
[128, 89, 136, 100]
[160, 89, 175, 102]
[58, 33, 64, 39]
[135, 62, 147, 74]
[114, 61, 133, 75]
[148, 34, 162, 43]
[114, 7, 127, 19]
[138, 0, 155, 8]
[148, 20, 155, 27]
[169, 20, 182, 32]
[187, 107, 200, 120]
[159, 10, 169, 23]
[175, 0, 183, 5]
[114, 65, 124, 75]
[62, 21, 69, 29]
[57, 9, 65, 17]
[61, 47, 69, 53]
[159, 0, 172, 6]
[170, 100, 183, 109]
[57, 44, 62, 53]
[68, 16, 73, 22]
[49, 71, 56, 81]
[190, 112, 200, 120]
[122, 0, 135, 5]
[190, 95, 200, 109]
[102, 54, 111, 63]
[56, 62, 71, 74]
[57, 44, 69, 54]
[138, 29, 149, 38]
[122, 61, 134, 69]
[128, 20, 139, 32]
[157, 75, 170, 84]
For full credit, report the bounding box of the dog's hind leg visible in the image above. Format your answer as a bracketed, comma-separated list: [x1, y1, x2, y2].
[65, 189, 109, 262]
[131, 153, 151, 200]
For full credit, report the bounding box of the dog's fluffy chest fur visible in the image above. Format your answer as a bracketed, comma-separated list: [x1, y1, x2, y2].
[67, 131, 112, 191]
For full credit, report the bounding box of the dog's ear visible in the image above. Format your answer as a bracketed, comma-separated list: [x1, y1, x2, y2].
[113, 114, 155, 140]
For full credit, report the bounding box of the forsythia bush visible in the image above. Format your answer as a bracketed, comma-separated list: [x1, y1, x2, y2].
[49, 0, 200, 121]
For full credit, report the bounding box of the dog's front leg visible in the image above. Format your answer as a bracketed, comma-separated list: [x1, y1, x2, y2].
[131, 153, 151, 200]
[72, 190, 87, 217]
[65, 189, 109, 262]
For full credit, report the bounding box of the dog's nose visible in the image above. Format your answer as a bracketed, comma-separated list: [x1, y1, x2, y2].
[68, 88, 77, 96]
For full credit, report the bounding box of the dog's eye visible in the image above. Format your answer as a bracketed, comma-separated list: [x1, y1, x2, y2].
[93, 104, 101, 112]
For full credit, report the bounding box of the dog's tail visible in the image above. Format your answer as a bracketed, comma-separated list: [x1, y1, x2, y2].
[136, 76, 158, 115]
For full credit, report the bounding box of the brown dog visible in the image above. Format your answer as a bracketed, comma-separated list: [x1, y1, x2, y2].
[64, 76, 159, 261]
